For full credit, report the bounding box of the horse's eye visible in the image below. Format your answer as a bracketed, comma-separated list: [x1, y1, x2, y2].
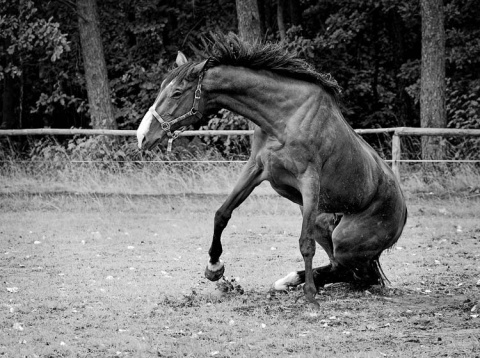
[172, 91, 182, 99]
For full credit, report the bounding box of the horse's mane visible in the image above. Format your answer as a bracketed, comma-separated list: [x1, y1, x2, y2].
[164, 33, 342, 101]
[205, 33, 342, 100]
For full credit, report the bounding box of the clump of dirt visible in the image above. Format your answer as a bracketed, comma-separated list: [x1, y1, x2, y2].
[216, 276, 245, 295]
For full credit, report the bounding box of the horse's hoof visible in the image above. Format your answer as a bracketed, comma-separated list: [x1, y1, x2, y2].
[293, 291, 320, 308]
[307, 297, 320, 309]
[303, 283, 319, 308]
[205, 261, 225, 281]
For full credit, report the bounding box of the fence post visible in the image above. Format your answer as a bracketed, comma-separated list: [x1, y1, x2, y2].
[392, 132, 401, 182]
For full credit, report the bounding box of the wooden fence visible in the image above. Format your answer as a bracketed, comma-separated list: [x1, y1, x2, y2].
[1, 127, 480, 181]
[391, 127, 480, 180]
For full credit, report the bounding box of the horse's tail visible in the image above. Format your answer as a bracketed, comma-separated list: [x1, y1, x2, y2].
[372, 256, 390, 287]
[375, 205, 408, 286]
[351, 255, 389, 287]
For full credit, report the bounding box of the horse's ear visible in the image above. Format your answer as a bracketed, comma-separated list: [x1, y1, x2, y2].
[193, 59, 208, 74]
[176, 51, 188, 67]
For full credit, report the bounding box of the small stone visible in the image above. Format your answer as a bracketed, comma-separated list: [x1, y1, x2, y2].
[13, 322, 24, 331]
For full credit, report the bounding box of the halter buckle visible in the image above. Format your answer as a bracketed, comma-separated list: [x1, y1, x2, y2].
[161, 122, 171, 131]
[194, 87, 202, 99]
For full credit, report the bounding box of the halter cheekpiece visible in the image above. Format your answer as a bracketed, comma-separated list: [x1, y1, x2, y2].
[149, 71, 205, 152]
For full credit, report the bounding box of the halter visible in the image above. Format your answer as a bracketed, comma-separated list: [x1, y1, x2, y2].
[149, 71, 205, 152]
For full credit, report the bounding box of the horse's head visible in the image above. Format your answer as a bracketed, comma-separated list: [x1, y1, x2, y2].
[137, 52, 208, 151]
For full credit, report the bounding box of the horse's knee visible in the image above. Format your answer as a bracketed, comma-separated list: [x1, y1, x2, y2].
[299, 236, 316, 260]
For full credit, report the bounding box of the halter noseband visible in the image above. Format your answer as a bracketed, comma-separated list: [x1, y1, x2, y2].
[149, 71, 205, 152]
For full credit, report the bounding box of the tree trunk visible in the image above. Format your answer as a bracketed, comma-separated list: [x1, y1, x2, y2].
[235, 0, 262, 43]
[1, 75, 17, 129]
[420, 0, 446, 160]
[1, 37, 17, 129]
[388, 7, 414, 127]
[76, 0, 116, 129]
[288, 0, 300, 27]
[235, 0, 263, 146]
[277, 0, 286, 41]
[236, 0, 263, 145]
[262, 0, 274, 36]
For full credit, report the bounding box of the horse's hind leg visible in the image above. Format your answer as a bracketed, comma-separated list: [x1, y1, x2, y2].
[275, 198, 407, 290]
[273, 263, 354, 290]
[332, 198, 407, 287]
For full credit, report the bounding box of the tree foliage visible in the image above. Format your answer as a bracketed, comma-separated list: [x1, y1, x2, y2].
[0, 0, 70, 80]
[0, 0, 478, 157]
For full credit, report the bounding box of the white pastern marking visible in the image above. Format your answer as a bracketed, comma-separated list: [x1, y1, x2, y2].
[207, 260, 224, 272]
[136, 110, 153, 149]
[273, 271, 301, 291]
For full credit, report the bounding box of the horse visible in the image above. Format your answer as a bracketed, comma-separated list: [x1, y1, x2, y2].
[136, 34, 408, 306]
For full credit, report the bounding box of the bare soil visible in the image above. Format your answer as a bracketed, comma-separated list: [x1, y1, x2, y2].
[1, 194, 479, 357]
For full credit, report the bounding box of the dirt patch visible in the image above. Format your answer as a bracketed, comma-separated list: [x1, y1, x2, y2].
[1, 195, 479, 357]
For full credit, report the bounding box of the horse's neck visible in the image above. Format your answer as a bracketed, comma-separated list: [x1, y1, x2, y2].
[204, 66, 322, 139]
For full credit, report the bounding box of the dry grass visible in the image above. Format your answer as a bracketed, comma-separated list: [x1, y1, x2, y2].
[1, 159, 479, 199]
[401, 163, 480, 197]
[0, 161, 282, 196]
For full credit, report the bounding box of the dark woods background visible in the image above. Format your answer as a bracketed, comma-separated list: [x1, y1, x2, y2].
[0, 0, 479, 158]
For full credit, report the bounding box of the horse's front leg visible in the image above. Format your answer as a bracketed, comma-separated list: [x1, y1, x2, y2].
[205, 161, 265, 281]
[296, 182, 322, 307]
[299, 209, 320, 307]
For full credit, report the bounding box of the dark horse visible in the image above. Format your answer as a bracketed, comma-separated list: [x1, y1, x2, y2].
[137, 34, 407, 306]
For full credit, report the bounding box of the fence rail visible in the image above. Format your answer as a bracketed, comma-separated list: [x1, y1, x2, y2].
[0, 128, 253, 137]
[1, 127, 480, 181]
[390, 127, 480, 180]
[0, 127, 397, 136]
